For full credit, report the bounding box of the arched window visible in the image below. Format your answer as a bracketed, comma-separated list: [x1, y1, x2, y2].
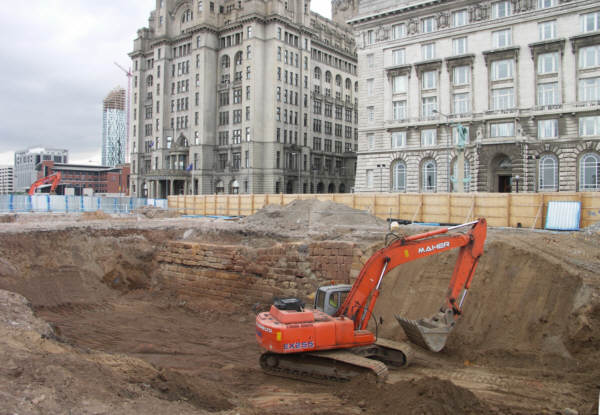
[181, 9, 193, 23]
[580, 153, 600, 191]
[325, 71, 332, 83]
[146, 75, 153, 87]
[392, 161, 406, 192]
[314, 67, 321, 80]
[539, 154, 558, 191]
[335, 74, 342, 87]
[345, 78, 352, 90]
[234, 51, 243, 66]
[221, 55, 230, 69]
[422, 159, 437, 192]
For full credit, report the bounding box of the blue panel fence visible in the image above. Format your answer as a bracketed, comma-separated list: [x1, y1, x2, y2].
[0, 195, 166, 214]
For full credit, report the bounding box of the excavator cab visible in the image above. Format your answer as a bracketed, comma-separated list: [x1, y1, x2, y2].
[314, 284, 351, 316]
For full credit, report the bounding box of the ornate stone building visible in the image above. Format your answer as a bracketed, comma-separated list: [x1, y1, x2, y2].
[129, 0, 358, 197]
[350, 0, 600, 193]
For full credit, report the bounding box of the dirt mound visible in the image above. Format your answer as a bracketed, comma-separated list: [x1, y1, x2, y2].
[336, 376, 491, 415]
[374, 236, 592, 366]
[242, 199, 387, 234]
[79, 210, 113, 220]
[134, 205, 180, 219]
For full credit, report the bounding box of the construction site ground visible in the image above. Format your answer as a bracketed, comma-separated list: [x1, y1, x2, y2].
[0, 201, 599, 415]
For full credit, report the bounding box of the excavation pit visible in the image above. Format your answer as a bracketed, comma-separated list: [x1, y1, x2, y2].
[0, 207, 599, 414]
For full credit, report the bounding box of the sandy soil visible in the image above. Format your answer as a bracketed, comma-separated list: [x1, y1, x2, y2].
[0, 203, 599, 414]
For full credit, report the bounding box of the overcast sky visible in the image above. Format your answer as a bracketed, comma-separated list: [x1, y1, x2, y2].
[0, 0, 332, 166]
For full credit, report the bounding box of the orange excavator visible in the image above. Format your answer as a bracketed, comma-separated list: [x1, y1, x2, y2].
[28, 172, 62, 196]
[256, 218, 487, 382]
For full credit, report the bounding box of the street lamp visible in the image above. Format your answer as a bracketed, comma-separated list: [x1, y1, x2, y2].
[376, 164, 386, 192]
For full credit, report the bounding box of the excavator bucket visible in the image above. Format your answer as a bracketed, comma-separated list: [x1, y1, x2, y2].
[396, 309, 456, 353]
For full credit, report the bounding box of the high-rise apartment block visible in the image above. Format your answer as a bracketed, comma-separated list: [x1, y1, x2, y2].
[129, 0, 358, 197]
[0, 166, 13, 194]
[350, 0, 600, 193]
[102, 88, 127, 167]
[14, 148, 68, 192]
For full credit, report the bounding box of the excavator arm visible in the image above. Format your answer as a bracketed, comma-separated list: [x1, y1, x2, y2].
[336, 218, 487, 351]
[28, 172, 62, 196]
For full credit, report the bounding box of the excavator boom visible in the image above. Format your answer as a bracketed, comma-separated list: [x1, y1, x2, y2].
[28, 172, 62, 196]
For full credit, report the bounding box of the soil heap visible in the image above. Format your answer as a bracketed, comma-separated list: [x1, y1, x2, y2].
[241, 199, 388, 235]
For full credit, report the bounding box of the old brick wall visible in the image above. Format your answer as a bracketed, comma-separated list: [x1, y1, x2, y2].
[156, 240, 368, 306]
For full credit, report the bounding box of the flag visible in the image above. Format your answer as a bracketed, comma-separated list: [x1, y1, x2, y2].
[186, 164, 193, 171]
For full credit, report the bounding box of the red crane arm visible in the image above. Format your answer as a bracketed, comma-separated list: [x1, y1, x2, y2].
[335, 219, 487, 331]
[28, 172, 62, 195]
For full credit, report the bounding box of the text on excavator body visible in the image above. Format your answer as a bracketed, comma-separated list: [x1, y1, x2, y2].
[418, 241, 450, 255]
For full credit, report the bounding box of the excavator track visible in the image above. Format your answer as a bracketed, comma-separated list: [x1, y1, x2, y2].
[260, 349, 389, 384]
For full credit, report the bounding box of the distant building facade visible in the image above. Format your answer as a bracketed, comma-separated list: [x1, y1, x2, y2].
[37, 161, 130, 196]
[129, 0, 358, 198]
[0, 166, 13, 194]
[102, 87, 127, 167]
[14, 148, 68, 192]
[350, 0, 600, 193]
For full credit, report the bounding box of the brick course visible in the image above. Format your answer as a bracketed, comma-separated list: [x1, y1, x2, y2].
[157, 240, 366, 306]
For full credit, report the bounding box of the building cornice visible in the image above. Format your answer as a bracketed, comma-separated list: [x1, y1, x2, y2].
[482, 46, 520, 65]
[569, 31, 600, 52]
[528, 38, 566, 58]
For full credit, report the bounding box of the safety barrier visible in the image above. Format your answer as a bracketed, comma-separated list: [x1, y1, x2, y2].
[168, 192, 600, 229]
[0, 195, 168, 214]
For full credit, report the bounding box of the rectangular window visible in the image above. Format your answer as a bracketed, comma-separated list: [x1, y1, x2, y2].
[367, 106, 374, 123]
[366, 169, 374, 188]
[453, 10, 468, 27]
[391, 131, 406, 148]
[392, 75, 408, 94]
[392, 49, 406, 66]
[538, 0, 557, 8]
[491, 1, 512, 19]
[538, 52, 559, 74]
[367, 79, 374, 96]
[491, 59, 514, 80]
[392, 24, 406, 40]
[421, 129, 437, 146]
[579, 116, 600, 136]
[538, 119, 559, 139]
[366, 30, 374, 45]
[493, 29, 511, 48]
[422, 71, 436, 90]
[453, 37, 468, 55]
[538, 21, 556, 40]
[579, 77, 600, 101]
[490, 122, 515, 137]
[492, 87, 514, 110]
[422, 43, 435, 60]
[422, 17, 437, 33]
[454, 93, 471, 114]
[581, 11, 600, 33]
[537, 82, 559, 105]
[579, 46, 600, 69]
[422, 97, 437, 117]
[367, 133, 374, 150]
[367, 53, 374, 68]
[453, 65, 470, 85]
[393, 100, 407, 120]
